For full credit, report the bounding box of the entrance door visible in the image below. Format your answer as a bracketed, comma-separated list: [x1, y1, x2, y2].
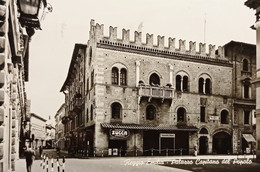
[143, 131, 159, 156]
[109, 140, 127, 156]
[199, 136, 208, 155]
[213, 132, 232, 154]
[161, 138, 175, 155]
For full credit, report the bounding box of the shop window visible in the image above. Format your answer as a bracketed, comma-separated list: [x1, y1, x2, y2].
[200, 106, 206, 122]
[176, 75, 182, 91]
[242, 59, 249, 71]
[146, 105, 156, 120]
[183, 76, 189, 92]
[220, 110, 229, 124]
[244, 110, 250, 125]
[177, 107, 186, 122]
[149, 73, 160, 86]
[120, 68, 127, 86]
[111, 102, 122, 119]
[112, 67, 119, 85]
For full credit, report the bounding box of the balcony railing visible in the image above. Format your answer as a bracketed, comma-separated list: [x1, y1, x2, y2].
[138, 85, 174, 102]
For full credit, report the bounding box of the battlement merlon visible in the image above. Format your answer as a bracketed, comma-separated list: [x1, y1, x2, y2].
[90, 19, 225, 59]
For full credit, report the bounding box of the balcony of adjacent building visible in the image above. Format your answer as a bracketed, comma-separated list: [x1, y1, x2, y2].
[61, 116, 70, 124]
[72, 93, 83, 113]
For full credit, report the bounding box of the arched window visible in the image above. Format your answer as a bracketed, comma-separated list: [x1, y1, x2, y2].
[89, 47, 92, 65]
[149, 73, 160, 86]
[177, 107, 186, 122]
[183, 76, 189, 92]
[200, 128, 208, 134]
[86, 109, 89, 123]
[176, 75, 182, 91]
[112, 67, 119, 85]
[243, 59, 249, 71]
[220, 110, 229, 124]
[146, 105, 156, 120]
[90, 105, 93, 121]
[205, 78, 211, 94]
[120, 68, 127, 85]
[199, 78, 204, 93]
[111, 102, 122, 119]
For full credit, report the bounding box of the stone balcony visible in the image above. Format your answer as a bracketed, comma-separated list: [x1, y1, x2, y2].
[138, 85, 174, 103]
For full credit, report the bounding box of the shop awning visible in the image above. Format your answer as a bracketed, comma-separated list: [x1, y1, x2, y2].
[242, 134, 256, 142]
[101, 123, 198, 132]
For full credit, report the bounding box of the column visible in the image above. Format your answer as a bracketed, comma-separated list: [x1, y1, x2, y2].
[255, 19, 260, 161]
[203, 81, 206, 94]
[168, 64, 173, 86]
[181, 78, 183, 92]
[118, 70, 121, 86]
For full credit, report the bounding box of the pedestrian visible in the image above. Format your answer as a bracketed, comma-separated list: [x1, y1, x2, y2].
[39, 146, 43, 157]
[56, 146, 60, 156]
[24, 146, 36, 172]
[194, 145, 198, 157]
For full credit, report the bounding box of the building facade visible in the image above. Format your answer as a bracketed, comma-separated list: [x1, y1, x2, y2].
[60, 20, 258, 157]
[224, 41, 257, 154]
[55, 104, 66, 150]
[0, 0, 30, 171]
[245, 0, 260, 161]
[30, 113, 47, 149]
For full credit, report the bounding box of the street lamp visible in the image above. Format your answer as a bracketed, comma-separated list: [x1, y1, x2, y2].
[17, 0, 52, 37]
[17, 0, 47, 29]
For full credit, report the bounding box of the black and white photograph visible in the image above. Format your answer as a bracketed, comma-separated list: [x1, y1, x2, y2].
[1, 0, 260, 172]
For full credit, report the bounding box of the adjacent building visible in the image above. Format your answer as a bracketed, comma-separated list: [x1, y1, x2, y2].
[55, 104, 66, 150]
[224, 41, 257, 154]
[30, 113, 47, 149]
[0, 0, 30, 171]
[60, 20, 257, 157]
[245, 0, 260, 161]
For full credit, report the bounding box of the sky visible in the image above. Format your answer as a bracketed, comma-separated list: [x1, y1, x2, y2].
[25, 0, 256, 121]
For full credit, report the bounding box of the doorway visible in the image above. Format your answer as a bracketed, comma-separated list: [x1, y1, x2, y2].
[199, 136, 208, 155]
[213, 132, 232, 154]
[109, 140, 127, 156]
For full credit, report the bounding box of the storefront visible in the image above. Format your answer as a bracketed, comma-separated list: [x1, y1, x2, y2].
[101, 123, 198, 156]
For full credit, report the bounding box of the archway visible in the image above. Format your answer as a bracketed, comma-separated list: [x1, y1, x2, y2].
[213, 132, 232, 154]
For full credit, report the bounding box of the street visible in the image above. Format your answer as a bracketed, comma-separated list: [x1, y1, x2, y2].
[16, 157, 189, 172]
[15, 149, 259, 172]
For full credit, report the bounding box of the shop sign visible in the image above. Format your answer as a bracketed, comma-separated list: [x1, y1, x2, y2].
[160, 133, 175, 138]
[209, 116, 219, 121]
[110, 129, 130, 138]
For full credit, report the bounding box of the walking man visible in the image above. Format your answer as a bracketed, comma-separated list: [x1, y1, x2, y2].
[39, 146, 43, 157]
[24, 146, 36, 172]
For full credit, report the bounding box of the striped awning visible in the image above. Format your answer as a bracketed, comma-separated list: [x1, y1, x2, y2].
[101, 123, 198, 132]
[242, 134, 256, 142]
